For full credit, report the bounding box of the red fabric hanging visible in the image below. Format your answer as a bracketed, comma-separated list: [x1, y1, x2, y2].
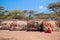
[46, 28, 52, 33]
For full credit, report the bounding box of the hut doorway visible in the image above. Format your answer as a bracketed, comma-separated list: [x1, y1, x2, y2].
[39, 23, 44, 32]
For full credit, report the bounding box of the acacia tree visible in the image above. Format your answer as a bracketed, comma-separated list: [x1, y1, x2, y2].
[28, 10, 35, 20]
[34, 12, 47, 19]
[48, 2, 60, 16]
[0, 6, 8, 19]
[3, 10, 27, 19]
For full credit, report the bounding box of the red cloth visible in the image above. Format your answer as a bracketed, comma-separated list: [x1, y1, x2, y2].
[46, 28, 52, 33]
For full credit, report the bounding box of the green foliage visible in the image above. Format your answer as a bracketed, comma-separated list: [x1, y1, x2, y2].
[27, 10, 36, 20]
[48, 2, 60, 15]
[48, 2, 60, 8]
[34, 12, 47, 19]
[0, 6, 5, 10]
[0, 5, 60, 20]
[0, 6, 8, 19]
[49, 12, 60, 19]
[26, 16, 34, 20]
[34, 12, 60, 19]
[3, 10, 27, 19]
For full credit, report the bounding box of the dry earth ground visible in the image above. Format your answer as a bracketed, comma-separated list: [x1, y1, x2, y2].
[0, 30, 60, 40]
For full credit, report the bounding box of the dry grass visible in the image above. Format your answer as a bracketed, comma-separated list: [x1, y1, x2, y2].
[0, 30, 60, 40]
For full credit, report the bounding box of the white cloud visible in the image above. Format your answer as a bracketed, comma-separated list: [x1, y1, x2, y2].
[39, 6, 47, 10]
[39, 6, 43, 9]
[39, 5, 47, 12]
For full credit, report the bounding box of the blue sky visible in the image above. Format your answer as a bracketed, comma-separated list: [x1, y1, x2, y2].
[0, 0, 60, 13]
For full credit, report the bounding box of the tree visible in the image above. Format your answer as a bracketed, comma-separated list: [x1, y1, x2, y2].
[48, 12, 60, 19]
[34, 12, 47, 19]
[0, 6, 8, 13]
[48, 2, 60, 16]
[0, 6, 5, 10]
[3, 10, 27, 19]
[0, 6, 8, 19]
[28, 10, 35, 20]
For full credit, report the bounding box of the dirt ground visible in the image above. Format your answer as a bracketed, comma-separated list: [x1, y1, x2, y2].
[0, 30, 60, 40]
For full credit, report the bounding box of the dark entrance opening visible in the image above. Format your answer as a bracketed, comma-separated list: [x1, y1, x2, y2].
[59, 22, 60, 27]
[39, 23, 44, 32]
